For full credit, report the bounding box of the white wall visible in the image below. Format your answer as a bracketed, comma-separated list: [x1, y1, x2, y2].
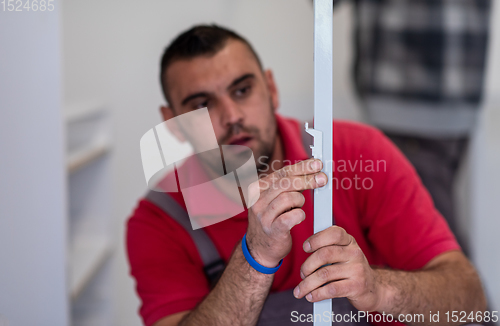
[0, 6, 68, 326]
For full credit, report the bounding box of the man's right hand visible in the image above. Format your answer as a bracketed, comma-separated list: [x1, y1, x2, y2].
[245, 158, 327, 268]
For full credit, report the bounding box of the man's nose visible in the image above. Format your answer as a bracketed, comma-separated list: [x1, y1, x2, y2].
[219, 97, 244, 128]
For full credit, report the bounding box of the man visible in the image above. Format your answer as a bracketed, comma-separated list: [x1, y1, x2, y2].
[127, 25, 486, 326]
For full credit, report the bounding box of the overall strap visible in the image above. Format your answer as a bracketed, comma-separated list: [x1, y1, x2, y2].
[145, 190, 225, 287]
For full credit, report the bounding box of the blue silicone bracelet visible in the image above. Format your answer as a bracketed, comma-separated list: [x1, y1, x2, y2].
[242, 233, 283, 274]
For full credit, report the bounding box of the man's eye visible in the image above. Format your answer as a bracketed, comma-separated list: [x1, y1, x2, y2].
[235, 86, 251, 97]
[194, 100, 209, 110]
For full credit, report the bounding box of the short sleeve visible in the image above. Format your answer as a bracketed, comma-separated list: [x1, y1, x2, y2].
[335, 122, 461, 270]
[126, 200, 210, 326]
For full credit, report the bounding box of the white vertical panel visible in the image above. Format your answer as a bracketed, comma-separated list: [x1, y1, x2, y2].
[313, 0, 333, 324]
[0, 4, 68, 326]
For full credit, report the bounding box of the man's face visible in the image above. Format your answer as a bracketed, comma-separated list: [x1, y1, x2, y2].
[161, 39, 279, 172]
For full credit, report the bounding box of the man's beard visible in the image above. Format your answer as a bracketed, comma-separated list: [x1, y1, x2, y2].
[199, 103, 277, 177]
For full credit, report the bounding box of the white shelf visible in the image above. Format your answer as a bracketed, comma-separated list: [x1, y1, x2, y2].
[67, 139, 111, 173]
[65, 102, 109, 155]
[65, 101, 106, 123]
[69, 236, 113, 300]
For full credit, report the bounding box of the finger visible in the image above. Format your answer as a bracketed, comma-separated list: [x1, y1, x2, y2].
[300, 246, 351, 278]
[260, 172, 327, 206]
[276, 158, 323, 178]
[305, 279, 352, 302]
[294, 264, 348, 299]
[303, 226, 353, 253]
[258, 159, 323, 193]
[260, 192, 305, 226]
[271, 208, 306, 234]
[248, 172, 326, 223]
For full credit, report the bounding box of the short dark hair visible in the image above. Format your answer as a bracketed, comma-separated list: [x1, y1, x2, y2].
[159, 24, 263, 105]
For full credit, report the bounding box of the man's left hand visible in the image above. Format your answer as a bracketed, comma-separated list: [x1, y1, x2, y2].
[293, 226, 382, 312]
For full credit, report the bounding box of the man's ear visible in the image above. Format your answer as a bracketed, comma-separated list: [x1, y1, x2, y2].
[160, 105, 186, 142]
[264, 69, 280, 112]
[160, 105, 175, 121]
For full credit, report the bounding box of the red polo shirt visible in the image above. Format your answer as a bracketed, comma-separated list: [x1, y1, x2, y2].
[126, 115, 460, 326]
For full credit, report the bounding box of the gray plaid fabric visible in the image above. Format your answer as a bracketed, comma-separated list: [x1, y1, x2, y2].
[347, 0, 492, 137]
